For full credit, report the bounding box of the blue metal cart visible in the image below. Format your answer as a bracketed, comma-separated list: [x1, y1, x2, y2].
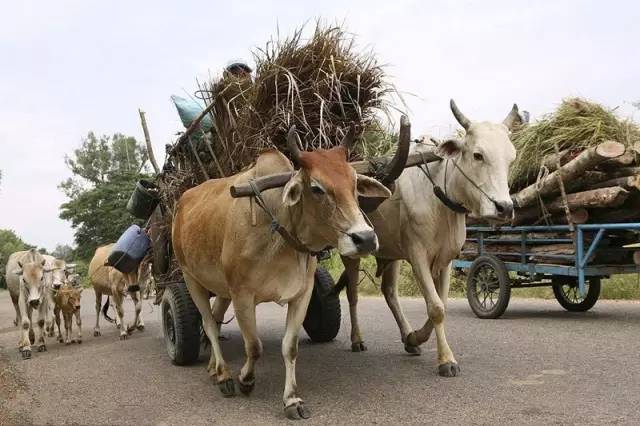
[453, 223, 640, 318]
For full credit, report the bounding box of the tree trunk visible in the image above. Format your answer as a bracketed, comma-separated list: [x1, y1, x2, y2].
[139, 109, 160, 174]
[512, 141, 625, 208]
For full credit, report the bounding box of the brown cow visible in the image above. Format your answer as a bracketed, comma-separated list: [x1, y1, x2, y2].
[88, 244, 145, 340]
[53, 283, 83, 344]
[172, 128, 391, 419]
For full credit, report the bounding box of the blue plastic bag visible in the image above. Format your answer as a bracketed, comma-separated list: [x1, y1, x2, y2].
[171, 95, 213, 132]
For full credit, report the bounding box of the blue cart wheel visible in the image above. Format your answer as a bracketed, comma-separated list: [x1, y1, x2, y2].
[552, 278, 600, 312]
[466, 255, 511, 319]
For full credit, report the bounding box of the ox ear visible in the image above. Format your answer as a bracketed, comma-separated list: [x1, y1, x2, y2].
[356, 174, 392, 199]
[436, 139, 465, 159]
[282, 171, 305, 207]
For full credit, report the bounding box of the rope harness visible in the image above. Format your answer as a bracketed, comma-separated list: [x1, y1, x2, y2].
[417, 149, 500, 215]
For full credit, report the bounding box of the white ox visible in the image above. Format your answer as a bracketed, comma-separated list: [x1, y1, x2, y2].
[42, 255, 67, 337]
[339, 100, 519, 376]
[172, 128, 392, 419]
[5, 249, 50, 358]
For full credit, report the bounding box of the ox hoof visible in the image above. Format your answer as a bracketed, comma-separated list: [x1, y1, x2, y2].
[21, 349, 31, 360]
[238, 377, 255, 395]
[116, 324, 121, 330]
[218, 378, 236, 398]
[404, 344, 422, 356]
[285, 402, 311, 420]
[77, 339, 82, 344]
[71, 339, 77, 344]
[351, 342, 367, 352]
[438, 362, 460, 377]
[94, 330, 101, 337]
[58, 337, 64, 343]
[65, 341, 71, 346]
[137, 324, 145, 331]
[37, 344, 47, 352]
[119, 334, 128, 341]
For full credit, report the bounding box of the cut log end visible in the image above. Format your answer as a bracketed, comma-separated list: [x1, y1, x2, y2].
[595, 140, 626, 158]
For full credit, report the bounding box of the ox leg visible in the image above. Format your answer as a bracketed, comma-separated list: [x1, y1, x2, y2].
[232, 295, 262, 395]
[94, 291, 102, 337]
[17, 296, 32, 358]
[127, 290, 144, 333]
[74, 309, 82, 343]
[55, 307, 63, 343]
[212, 297, 231, 338]
[341, 256, 367, 352]
[45, 290, 55, 337]
[410, 256, 459, 377]
[11, 293, 19, 327]
[113, 293, 127, 340]
[184, 275, 233, 396]
[380, 260, 421, 355]
[282, 268, 315, 420]
[35, 303, 47, 352]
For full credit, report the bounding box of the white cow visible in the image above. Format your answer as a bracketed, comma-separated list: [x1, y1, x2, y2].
[5, 249, 50, 358]
[338, 100, 519, 376]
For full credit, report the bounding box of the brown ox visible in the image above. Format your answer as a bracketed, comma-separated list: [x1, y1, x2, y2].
[53, 283, 83, 344]
[172, 128, 390, 419]
[88, 244, 145, 340]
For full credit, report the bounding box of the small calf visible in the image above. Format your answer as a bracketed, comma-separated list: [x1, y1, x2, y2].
[53, 284, 83, 345]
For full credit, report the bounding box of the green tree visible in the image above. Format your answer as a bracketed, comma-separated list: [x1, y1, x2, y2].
[59, 132, 150, 260]
[0, 229, 33, 288]
[51, 244, 74, 262]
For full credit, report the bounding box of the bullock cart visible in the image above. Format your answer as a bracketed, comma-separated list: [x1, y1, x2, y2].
[453, 223, 640, 318]
[139, 25, 429, 365]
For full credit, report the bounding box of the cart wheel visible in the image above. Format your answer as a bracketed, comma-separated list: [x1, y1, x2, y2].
[303, 266, 341, 342]
[466, 255, 511, 319]
[552, 278, 600, 312]
[162, 283, 201, 365]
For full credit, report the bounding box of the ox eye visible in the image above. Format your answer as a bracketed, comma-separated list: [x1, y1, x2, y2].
[473, 152, 484, 162]
[310, 182, 325, 196]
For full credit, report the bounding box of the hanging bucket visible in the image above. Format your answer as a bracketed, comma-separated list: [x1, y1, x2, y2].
[107, 225, 151, 274]
[126, 180, 160, 220]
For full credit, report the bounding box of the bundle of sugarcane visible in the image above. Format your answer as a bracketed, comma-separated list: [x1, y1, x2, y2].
[506, 98, 640, 227]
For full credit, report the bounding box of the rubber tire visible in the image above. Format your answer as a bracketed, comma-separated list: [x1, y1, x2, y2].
[553, 278, 600, 312]
[303, 266, 341, 342]
[162, 283, 201, 365]
[466, 255, 511, 319]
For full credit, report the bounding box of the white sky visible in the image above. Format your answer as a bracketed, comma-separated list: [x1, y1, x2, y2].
[0, 0, 638, 251]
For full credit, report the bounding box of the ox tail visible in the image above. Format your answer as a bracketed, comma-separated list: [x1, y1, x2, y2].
[102, 297, 115, 323]
[329, 270, 349, 296]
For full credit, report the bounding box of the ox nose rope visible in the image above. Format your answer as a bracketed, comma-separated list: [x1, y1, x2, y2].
[248, 179, 321, 256]
[417, 151, 499, 214]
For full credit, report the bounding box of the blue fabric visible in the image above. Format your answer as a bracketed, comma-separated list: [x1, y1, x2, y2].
[171, 95, 213, 132]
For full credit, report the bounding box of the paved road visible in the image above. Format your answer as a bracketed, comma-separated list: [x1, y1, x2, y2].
[1, 289, 639, 425]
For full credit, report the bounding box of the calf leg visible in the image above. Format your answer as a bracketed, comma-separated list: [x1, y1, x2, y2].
[341, 256, 366, 352]
[380, 260, 421, 355]
[282, 268, 315, 420]
[126, 290, 144, 333]
[74, 309, 82, 343]
[64, 312, 72, 345]
[55, 307, 63, 343]
[409, 254, 458, 377]
[183, 274, 233, 396]
[94, 291, 102, 337]
[45, 290, 55, 337]
[232, 294, 262, 395]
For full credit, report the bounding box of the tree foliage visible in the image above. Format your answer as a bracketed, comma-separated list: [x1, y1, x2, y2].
[59, 132, 150, 260]
[0, 229, 33, 288]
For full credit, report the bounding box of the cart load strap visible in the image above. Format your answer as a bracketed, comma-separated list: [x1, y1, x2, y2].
[171, 95, 213, 132]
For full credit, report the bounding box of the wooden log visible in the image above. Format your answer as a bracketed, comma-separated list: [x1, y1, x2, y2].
[633, 251, 640, 265]
[463, 242, 576, 255]
[529, 209, 589, 226]
[596, 148, 636, 169]
[139, 109, 160, 174]
[513, 186, 629, 225]
[512, 141, 625, 208]
[587, 196, 640, 223]
[590, 175, 640, 191]
[541, 148, 574, 172]
[594, 167, 640, 179]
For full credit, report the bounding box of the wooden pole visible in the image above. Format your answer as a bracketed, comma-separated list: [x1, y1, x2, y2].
[139, 109, 160, 174]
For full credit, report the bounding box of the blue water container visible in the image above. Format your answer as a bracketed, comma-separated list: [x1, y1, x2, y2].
[107, 225, 151, 273]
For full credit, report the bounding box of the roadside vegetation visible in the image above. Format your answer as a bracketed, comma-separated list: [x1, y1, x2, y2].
[321, 252, 640, 300]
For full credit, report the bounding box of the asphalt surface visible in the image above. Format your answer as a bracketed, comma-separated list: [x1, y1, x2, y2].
[1, 289, 639, 425]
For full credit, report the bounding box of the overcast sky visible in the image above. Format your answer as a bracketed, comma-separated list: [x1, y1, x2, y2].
[0, 0, 638, 251]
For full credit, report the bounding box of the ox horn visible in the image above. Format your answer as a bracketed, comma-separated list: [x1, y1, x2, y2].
[450, 99, 471, 130]
[287, 126, 303, 168]
[380, 115, 411, 185]
[340, 123, 357, 154]
[502, 103, 521, 131]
